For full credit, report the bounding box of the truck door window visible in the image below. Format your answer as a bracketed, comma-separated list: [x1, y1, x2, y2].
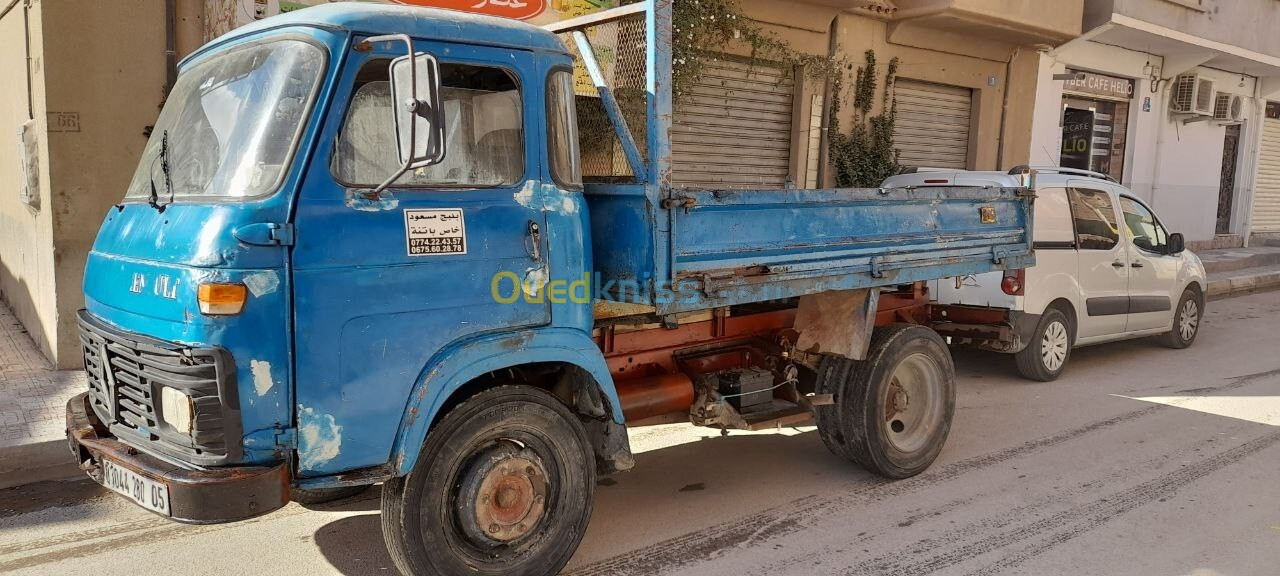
[1119, 196, 1167, 253]
[547, 69, 582, 187]
[1067, 188, 1120, 250]
[333, 59, 524, 188]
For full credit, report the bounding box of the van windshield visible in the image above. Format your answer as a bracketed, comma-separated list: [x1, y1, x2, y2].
[124, 39, 325, 201]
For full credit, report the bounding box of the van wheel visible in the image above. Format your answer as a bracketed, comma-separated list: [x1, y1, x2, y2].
[815, 324, 956, 479]
[1015, 307, 1073, 382]
[1159, 288, 1203, 349]
[381, 386, 595, 576]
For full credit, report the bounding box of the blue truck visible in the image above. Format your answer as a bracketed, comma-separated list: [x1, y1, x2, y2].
[65, 2, 1034, 574]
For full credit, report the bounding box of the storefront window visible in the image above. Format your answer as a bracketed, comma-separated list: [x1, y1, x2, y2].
[1060, 70, 1133, 181]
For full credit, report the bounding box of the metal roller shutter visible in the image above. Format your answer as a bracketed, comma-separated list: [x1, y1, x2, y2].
[1253, 116, 1280, 233]
[672, 57, 794, 188]
[893, 79, 973, 170]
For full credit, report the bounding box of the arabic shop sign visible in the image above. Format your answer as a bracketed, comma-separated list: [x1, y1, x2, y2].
[392, 0, 547, 20]
[1062, 69, 1135, 101]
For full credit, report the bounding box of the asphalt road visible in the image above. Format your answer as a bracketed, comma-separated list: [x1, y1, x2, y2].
[2, 291, 1279, 576]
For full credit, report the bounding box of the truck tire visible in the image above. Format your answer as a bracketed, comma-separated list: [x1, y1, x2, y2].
[1158, 288, 1203, 349]
[381, 385, 595, 576]
[1014, 307, 1074, 382]
[815, 324, 955, 479]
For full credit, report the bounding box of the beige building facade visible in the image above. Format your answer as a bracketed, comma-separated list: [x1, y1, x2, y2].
[0, 1, 203, 368]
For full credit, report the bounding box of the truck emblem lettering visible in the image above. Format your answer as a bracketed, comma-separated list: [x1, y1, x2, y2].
[153, 275, 179, 300]
[130, 273, 146, 294]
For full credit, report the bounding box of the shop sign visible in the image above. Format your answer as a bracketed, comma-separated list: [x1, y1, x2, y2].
[1063, 70, 1134, 100]
[1266, 101, 1280, 120]
[391, 0, 547, 20]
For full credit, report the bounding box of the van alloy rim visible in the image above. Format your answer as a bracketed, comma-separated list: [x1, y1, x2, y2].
[1041, 321, 1069, 372]
[1179, 299, 1199, 341]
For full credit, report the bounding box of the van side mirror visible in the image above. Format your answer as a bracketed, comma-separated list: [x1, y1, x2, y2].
[1166, 232, 1185, 255]
[356, 34, 445, 195]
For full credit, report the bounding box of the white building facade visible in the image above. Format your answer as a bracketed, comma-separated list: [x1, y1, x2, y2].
[1027, 0, 1280, 248]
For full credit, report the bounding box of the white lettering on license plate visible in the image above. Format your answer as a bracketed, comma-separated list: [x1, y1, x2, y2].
[101, 458, 171, 516]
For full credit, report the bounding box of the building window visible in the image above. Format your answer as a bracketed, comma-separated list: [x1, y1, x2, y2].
[1060, 70, 1134, 181]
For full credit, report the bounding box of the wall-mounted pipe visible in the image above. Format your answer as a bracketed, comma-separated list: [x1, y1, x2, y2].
[164, 0, 178, 102]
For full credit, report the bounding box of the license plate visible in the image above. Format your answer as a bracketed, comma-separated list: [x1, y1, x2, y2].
[101, 458, 171, 516]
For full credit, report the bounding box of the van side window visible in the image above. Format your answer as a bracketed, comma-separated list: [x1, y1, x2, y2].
[1067, 188, 1119, 250]
[1031, 187, 1076, 247]
[1120, 196, 1167, 253]
[332, 59, 524, 188]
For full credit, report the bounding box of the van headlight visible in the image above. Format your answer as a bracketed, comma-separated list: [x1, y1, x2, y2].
[160, 386, 194, 435]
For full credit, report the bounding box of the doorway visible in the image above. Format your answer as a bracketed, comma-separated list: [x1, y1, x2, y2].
[1217, 124, 1241, 234]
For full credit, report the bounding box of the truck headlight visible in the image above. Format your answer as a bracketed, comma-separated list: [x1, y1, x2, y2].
[160, 386, 194, 435]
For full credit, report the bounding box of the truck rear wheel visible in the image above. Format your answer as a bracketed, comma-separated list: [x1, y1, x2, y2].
[815, 324, 955, 479]
[381, 385, 595, 576]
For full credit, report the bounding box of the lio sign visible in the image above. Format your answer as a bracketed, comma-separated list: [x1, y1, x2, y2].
[392, 0, 547, 20]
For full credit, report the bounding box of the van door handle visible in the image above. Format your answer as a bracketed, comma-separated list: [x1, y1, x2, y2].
[1111, 261, 1125, 268]
[1130, 262, 1144, 268]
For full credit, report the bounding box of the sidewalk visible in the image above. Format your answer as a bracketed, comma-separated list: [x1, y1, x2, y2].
[1, 246, 1279, 489]
[0, 302, 85, 489]
[1201, 245, 1280, 299]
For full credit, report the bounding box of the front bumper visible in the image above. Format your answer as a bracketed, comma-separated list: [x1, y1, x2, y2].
[66, 392, 290, 524]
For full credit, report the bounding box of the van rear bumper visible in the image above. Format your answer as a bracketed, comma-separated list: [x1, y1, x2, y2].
[65, 392, 290, 524]
[931, 305, 1039, 353]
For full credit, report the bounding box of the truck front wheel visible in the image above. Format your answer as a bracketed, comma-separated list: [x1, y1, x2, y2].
[815, 324, 956, 479]
[381, 385, 595, 576]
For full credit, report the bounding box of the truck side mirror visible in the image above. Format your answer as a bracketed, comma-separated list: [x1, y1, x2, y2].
[389, 52, 445, 169]
[1166, 232, 1185, 255]
[356, 34, 446, 196]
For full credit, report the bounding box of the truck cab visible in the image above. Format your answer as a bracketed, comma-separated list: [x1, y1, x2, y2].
[68, 4, 1035, 575]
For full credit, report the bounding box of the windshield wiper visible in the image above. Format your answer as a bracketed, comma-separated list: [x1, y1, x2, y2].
[147, 130, 172, 212]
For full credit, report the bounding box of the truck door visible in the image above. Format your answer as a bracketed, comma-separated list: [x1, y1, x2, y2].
[1118, 196, 1178, 332]
[289, 41, 550, 475]
[1066, 183, 1128, 338]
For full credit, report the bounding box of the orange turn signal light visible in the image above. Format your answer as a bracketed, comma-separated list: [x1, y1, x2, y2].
[197, 283, 247, 315]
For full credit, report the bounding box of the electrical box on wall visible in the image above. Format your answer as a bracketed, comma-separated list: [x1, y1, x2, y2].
[16, 119, 39, 210]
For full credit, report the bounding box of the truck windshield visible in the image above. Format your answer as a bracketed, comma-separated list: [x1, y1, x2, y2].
[123, 39, 325, 201]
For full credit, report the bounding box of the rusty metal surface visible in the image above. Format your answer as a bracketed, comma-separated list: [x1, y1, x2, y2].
[793, 288, 879, 360]
[65, 392, 290, 525]
[615, 372, 694, 422]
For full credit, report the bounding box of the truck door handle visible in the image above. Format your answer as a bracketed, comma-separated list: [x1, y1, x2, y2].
[527, 221, 542, 263]
[1130, 262, 1144, 268]
[1111, 261, 1125, 268]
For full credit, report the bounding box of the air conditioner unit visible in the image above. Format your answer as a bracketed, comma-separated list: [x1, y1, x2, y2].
[1170, 73, 1216, 115]
[1213, 92, 1245, 122]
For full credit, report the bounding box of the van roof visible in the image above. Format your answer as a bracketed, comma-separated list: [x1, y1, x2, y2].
[186, 3, 567, 68]
[881, 167, 1117, 190]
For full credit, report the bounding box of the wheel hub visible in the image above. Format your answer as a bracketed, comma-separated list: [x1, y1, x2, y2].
[457, 446, 548, 545]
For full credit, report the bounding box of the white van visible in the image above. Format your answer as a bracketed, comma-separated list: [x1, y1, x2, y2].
[883, 167, 1207, 381]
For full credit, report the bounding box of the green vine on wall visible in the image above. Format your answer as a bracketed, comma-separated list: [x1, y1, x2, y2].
[671, 0, 840, 102]
[829, 50, 900, 187]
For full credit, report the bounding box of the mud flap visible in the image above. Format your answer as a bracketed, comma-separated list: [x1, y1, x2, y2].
[793, 288, 880, 361]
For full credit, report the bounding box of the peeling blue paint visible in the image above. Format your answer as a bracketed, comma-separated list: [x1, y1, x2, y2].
[345, 189, 400, 212]
[243, 270, 280, 297]
[298, 406, 342, 471]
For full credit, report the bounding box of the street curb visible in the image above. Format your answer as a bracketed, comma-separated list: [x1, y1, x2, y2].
[1206, 270, 1280, 301]
[0, 438, 80, 490]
